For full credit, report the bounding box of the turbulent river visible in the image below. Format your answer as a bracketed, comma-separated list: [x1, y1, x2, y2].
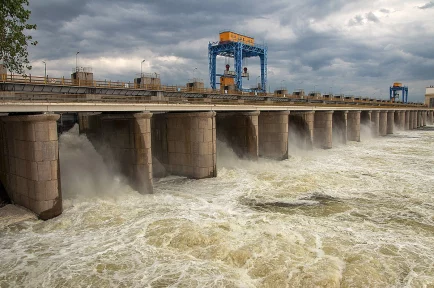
[1, 125, 434, 287]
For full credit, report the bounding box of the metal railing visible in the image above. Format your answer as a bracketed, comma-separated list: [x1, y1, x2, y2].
[0, 73, 424, 107]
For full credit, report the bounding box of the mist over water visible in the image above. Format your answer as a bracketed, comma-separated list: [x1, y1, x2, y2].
[1, 124, 434, 287]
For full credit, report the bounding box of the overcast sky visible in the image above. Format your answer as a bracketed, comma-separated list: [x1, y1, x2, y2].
[26, 0, 434, 102]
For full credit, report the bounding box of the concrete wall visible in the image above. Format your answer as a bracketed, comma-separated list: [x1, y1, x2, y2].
[0, 114, 62, 220]
[347, 111, 361, 142]
[314, 111, 333, 149]
[332, 111, 347, 144]
[387, 110, 394, 134]
[217, 111, 259, 159]
[371, 111, 380, 137]
[153, 112, 217, 179]
[289, 111, 314, 150]
[379, 111, 388, 136]
[99, 113, 153, 194]
[258, 111, 289, 160]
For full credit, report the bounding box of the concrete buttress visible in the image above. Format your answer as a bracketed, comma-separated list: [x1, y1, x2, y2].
[387, 110, 395, 134]
[370, 111, 380, 137]
[379, 111, 388, 136]
[347, 111, 361, 142]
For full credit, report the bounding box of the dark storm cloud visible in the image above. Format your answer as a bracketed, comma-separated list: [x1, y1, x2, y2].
[418, 1, 434, 9]
[25, 0, 434, 101]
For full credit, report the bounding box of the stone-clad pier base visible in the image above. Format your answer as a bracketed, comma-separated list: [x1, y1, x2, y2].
[379, 111, 388, 136]
[0, 114, 62, 220]
[314, 111, 333, 149]
[387, 110, 394, 135]
[347, 111, 361, 142]
[258, 111, 290, 160]
[370, 111, 380, 137]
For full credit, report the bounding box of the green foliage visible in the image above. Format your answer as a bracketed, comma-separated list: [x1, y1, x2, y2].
[0, 0, 37, 74]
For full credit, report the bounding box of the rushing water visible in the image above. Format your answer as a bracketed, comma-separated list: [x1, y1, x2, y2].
[1, 125, 434, 288]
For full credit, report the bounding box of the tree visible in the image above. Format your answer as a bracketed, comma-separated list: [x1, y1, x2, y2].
[0, 0, 37, 74]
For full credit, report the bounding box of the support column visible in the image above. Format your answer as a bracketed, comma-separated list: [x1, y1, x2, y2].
[413, 111, 418, 129]
[417, 111, 421, 128]
[258, 111, 290, 160]
[370, 111, 380, 137]
[430, 111, 434, 125]
[405, 110, 410, 130]
[165, 112, 217, 178]
[379, 111, 388, 136]
[289, 111, 314, 150]
[399, 111, 406, 130]
[422, 111, 427, 127]
[347, 111, 361, 142]
[332, 111, 347, 144]
[0, 114, 62, 220]
[387, 110, 394, 134]
[99, 112, 153, 193]
[314, 111, 333, 149]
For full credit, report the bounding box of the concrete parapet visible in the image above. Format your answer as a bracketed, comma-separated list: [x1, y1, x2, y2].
[314, 111, 333, 149]
[160, 112, 217, 179]
[379, 111, 388, 136]
[258, 111, 290, 160]
[347, 111, 361, 142]
[387, 110, 394, 134]
[217, 111, 259, 159]
[370, 111, 380, 137]
[0, 113, 62, 220]
[405, 110, 410, 130]
[332, 111, 347, 144]
[289, 111, 314, 150]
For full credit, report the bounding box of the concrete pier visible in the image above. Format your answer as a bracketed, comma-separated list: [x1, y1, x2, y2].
[258, 111, 289, 160]
[217, 111, 259, 159]
[162, 112, 217, 179]
[422, 111, 427, 127]
[387, 110, 394, 134]
[332, 111, 347, 144]
[379, 111, 388, 136]
[405, 111, 410, 130]
[417, 111, 421, 128]
[394, 111, 405, 131]
[430, 111, 434, 125]
[347, 111, 361, 142]
[0, 114, 62, 220]
[371, 111, 380, 137]
[99, 112, 153, 193]
[314, 111, 333, 149]
[289, 111, 314, 150]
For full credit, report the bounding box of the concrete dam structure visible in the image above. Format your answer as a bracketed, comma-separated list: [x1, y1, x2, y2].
[0, 106, 433, 220]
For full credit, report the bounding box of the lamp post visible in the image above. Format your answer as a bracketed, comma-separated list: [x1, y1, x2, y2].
[141, 59, 145, 77]
[193, 67, 197, 81]
[75, 51, 79, 71]
[42, 61, 46, 83]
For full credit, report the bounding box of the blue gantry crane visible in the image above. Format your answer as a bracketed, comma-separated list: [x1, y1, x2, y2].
[208, 31, 267, 92]
[390, 82, 409, 103]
